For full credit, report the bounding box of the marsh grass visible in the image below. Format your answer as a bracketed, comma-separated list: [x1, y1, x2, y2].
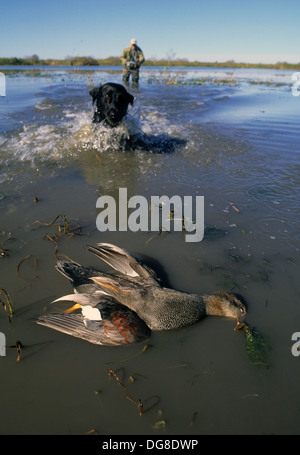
[147, 69, 238, 86]
[1, 56, 299, 70]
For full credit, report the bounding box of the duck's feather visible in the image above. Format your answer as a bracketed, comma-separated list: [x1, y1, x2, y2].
[52, 293, 106, 307]
[37, 314, 118, 345]
[88, 243, 156, 280]
[37, 300, 151, 346]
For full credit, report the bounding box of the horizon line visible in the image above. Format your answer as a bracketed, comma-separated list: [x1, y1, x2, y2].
[0, 55, 299, 67]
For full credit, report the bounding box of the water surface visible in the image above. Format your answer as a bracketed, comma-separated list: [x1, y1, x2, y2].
[0, 66, 299, 435]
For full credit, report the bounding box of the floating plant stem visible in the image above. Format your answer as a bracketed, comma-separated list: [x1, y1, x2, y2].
[44, 215, 81, 237]
[108, 368, 126, 389]
[125, 395, 144, 416]
[6, 340, 24, 362]
[48, 215, 61, 226]
[0, 288, 13, 320]
[16, 340, 23, 362]
[62, 215, 69, 234]
[108, 368, 144, 416]
[17, 254, 31, 278]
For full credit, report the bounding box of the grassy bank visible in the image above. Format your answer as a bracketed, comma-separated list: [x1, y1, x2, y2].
[0, 56, 299, 70]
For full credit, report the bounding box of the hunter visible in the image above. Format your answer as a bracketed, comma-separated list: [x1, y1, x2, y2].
[121, 39, 145, 87]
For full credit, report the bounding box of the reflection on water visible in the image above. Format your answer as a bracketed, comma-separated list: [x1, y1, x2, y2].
[0, 67, 299, 435]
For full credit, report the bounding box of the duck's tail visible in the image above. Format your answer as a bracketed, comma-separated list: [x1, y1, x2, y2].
[55, 261, 100, 287]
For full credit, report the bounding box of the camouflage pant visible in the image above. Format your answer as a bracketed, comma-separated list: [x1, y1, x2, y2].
[123, 66, 140, 85]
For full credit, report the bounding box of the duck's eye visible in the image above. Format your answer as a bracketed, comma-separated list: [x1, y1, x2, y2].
[239, 306, 246, 315]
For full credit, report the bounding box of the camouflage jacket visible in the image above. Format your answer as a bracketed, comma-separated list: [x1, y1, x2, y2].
[120, 46, 145, 67]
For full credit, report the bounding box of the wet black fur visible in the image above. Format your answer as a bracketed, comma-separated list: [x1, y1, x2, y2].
[90, 82, 134, 126]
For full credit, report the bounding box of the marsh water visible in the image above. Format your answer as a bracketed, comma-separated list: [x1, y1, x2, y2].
[0, 65, 299, 435]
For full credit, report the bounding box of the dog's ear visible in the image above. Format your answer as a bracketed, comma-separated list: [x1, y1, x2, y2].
[89, 86, 102, 105]
[127, 93, 134, 106]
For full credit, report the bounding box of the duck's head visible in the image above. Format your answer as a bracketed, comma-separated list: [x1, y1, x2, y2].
[204, 291, 247, 322]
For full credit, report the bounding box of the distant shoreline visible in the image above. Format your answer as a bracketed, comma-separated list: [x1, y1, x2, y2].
[0, 56, 299, 70]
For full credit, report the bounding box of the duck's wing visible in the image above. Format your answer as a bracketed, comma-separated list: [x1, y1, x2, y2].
[37, 302, 151, 346]
[37, 313, 106, 344]
[88, 243, 158, 281]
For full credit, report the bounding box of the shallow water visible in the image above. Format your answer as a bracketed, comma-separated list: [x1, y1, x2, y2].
[0, 66, 299, 435]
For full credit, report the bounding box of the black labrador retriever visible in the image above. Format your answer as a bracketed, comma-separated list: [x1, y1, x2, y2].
[90, 82, 134, 126]
[89, 82, 186, 153]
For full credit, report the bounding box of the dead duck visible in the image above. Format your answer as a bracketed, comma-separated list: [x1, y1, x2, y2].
[37, 243, 246, 346]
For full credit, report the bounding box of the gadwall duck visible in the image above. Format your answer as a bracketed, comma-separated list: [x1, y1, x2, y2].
[37, 243, 246, 346]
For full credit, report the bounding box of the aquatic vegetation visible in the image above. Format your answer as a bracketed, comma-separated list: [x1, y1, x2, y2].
[153, 420, 166, 431]
[147, 71, 238, 86]
[0, 231, 14, 258]
[106, 366, 164, 428]
[0, 247, 9, 258]
[5, 340, 24, 362]
[17, 254, 32, 279]
[15, 340, 23, 362]
[0, 288, 13, 322]
[39, 214, 83, 239]
[108, 368, 144, 416]
[249, 80, 289, 88]
[242, 324, 270, 366]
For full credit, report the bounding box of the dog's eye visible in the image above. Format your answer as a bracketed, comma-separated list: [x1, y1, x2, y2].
[105, 91, 113, 102]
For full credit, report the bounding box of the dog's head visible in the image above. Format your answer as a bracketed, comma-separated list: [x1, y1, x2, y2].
[90, 83, 134, 126]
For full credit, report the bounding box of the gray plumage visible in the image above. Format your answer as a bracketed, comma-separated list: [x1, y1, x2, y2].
[37, 243, 246, 345]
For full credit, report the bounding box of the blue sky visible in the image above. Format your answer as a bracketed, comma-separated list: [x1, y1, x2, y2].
[1, 0, 299, 63]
